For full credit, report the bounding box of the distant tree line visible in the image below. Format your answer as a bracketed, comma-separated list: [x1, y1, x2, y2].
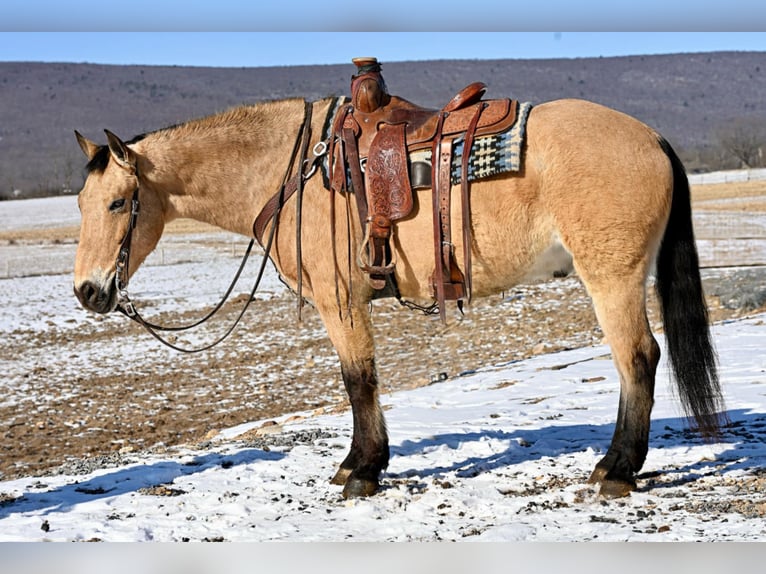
[679, 117, 766, 173]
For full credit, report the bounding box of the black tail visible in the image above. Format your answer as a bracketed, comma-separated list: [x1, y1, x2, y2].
[655, 137, 726, 438]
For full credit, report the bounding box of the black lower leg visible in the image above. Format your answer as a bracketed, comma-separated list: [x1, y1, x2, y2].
[331, 357, 389, 498]
[590, 349, 657, 497]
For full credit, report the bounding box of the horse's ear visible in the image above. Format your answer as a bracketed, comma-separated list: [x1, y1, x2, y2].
[104, 129, 136, 172]
[75, 130, 100, 161]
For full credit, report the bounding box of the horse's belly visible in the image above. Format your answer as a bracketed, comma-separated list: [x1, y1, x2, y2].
[466, 231, 574, 298]
[519, 236, 574, 283]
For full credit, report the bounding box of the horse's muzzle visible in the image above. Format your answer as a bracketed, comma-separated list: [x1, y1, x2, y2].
[74, 279, 117, 314]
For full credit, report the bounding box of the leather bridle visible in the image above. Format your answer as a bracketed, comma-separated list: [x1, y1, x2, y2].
[114, 100, 319, 353]
[114, 184, 141, 317]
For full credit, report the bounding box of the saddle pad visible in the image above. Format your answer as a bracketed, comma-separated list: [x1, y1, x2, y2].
[321, 99, 533, 189]
[409, 101, 533, 185]
[321, 97, 351, 190]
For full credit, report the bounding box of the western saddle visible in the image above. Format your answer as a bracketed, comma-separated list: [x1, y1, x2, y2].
[330, 57, 519, 321]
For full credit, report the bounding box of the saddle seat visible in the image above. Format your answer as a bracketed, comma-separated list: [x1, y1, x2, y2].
[347, 87, 518, 160]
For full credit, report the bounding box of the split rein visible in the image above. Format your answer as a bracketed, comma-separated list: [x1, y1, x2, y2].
[114, 101, 319, 353]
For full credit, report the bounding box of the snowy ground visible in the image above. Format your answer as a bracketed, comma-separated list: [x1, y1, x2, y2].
[1, 196, 766, 543]
[1, 312, 765, 542]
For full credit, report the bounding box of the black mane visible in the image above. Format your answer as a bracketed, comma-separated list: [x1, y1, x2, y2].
[84, 133, 147, 174]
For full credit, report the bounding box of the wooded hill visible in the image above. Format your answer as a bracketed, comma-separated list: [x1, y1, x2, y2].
[1, 51, 764, 199]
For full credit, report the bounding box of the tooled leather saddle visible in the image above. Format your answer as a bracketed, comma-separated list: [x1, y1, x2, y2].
[329, 57, 519, 321]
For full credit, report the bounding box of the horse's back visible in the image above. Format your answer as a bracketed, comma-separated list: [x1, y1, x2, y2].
[393, 98, 675, 299]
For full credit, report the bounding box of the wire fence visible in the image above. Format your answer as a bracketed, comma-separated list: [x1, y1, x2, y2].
[690, 169, 766, 269]
[689, 168, 766, 185]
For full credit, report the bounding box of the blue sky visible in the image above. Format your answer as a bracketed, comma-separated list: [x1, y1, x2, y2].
[1, 32, 764, 68]
[1, 1, 765, 33]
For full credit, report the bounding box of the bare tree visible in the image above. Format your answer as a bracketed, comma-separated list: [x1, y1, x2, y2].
[715, 118, 766, 168]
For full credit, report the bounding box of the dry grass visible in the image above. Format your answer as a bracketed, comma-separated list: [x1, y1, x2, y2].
[691, 180, 766, 212]
[0, 219, 222, 244]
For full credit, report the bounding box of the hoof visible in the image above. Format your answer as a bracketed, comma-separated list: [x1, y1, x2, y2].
[588, 450, 639, 497]
[330, 467, 352, 486]
[342, 476, 379, 499]
[588, 466, 608, 484]
[598, 478, 636, 499]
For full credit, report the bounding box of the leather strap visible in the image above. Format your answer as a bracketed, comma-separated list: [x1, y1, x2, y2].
[459, 102, 486, 303]
[431, 112, 469, 322]
[294, 101, 313, 320]
[252, 105, 321, 246]
[343, 123, 369, 228]
[430, 113, 446, 320]
[114, 184, 141, 315]
[430, 107, 479, 321]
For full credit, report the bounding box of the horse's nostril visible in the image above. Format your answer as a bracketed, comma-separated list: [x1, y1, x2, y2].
[82, 282, 96, 301]
[74, 280, 112, 313]
[75, 281, 93, 304]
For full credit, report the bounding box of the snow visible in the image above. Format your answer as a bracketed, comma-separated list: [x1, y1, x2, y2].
[0, 195, 80, 231]
[1, 196, 766, 545]
[1, 314, 765, 543]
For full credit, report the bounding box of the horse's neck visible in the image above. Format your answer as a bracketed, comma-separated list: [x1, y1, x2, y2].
[140, 99, 316, 237]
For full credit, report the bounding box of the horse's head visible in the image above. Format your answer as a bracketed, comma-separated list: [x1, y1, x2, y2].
[73, 130, 165, 314]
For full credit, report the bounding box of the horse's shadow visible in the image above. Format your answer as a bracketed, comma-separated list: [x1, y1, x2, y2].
[0, 448, 283, 520]
[2, 410, 762, 519]
[388, 408, 766, 488]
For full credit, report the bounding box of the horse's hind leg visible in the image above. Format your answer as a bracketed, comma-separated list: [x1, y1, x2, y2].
[319, 306, 389, 498]
[581, 273, 661, 497]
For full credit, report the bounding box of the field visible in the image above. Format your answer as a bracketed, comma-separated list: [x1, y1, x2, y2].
[0, 178, 765, 541]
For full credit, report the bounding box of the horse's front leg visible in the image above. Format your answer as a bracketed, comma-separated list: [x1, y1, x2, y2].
[321, 308, 389, 498]
[331, 355, 389, 497]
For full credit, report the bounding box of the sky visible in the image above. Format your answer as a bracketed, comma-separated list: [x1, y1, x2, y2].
[0, 32, 764, 68]
[0, 1, 765, 32]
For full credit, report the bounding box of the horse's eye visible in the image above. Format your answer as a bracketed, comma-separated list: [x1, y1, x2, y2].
[109, 198, 126, 212]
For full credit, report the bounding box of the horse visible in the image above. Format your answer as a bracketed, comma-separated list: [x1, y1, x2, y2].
[73, 89, 725, 499]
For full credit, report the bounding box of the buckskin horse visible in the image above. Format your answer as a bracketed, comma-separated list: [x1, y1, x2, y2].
[73, 58, 725, 499]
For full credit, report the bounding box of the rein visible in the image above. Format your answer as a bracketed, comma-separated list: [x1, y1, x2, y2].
[115, 100, 317, 353]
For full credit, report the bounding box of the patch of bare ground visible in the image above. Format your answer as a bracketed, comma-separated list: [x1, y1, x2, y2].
[0, 218, 220, 244]
[691, 180, 766, 211]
